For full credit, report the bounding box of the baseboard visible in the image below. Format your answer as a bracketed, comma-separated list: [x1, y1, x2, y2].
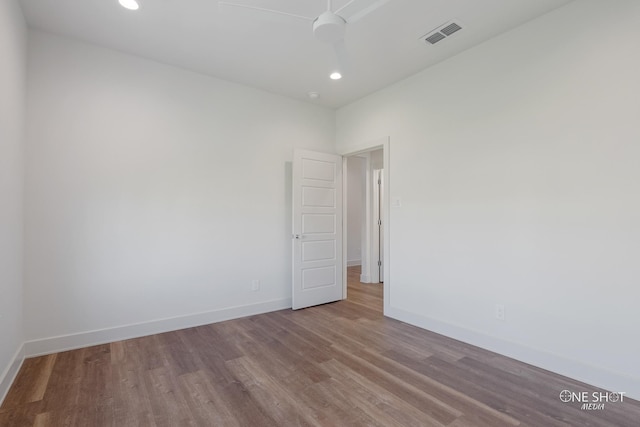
[347, 260, 362, 267]
[386, 305, 640, 401]
[0, 343, 25, 406]
[25, 298, 292, 358]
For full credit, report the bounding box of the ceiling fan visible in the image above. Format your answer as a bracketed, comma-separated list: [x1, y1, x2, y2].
[218, 0, 392, 76]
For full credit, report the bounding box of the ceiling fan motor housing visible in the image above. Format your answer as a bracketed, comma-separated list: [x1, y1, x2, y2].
[313, 11, 346, 43]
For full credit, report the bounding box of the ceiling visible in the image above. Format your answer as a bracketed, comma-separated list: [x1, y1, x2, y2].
[19, 0, 573, 108]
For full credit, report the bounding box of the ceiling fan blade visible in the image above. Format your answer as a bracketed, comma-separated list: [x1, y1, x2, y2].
[333, 39, 350, 73]
[338, 0, 392, 24]
[333, 0, 358, 16]
[218, 1, 313, 21]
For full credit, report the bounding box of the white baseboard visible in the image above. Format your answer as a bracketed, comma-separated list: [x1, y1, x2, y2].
[386, 305, 640, 401]
[347, 259, 362, 267]
[25, 298, 292, 358]
[0, 343, 25, 406]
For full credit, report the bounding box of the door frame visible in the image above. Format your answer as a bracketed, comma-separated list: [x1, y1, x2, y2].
[340, 137, 390, 315]
[372, 168, 383, 284]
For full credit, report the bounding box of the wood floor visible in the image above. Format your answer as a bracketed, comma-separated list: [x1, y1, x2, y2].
[2, 267, 638, 426]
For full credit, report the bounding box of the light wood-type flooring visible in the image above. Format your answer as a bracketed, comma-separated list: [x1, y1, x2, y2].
[1, 267, 639, 426]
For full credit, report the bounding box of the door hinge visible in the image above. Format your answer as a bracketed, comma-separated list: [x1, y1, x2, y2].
[378, 219, 382, 226]
[378, 178, 381, 185]
[378, 260, 382, 266]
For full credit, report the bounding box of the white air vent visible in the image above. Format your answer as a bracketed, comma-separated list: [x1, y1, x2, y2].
[421, 21, 463, 45]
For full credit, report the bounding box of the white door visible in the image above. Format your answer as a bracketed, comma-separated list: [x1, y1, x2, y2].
[292, 150, 343, 310]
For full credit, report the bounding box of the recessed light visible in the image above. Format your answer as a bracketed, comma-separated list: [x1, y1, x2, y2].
[119, 0, 139, 10]
[330, 72, 342, 80]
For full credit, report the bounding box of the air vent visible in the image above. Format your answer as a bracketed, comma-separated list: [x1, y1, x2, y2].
[425, 32, 446, 45]
[440, 22, 462, 37]
[421, 20, 463, 45]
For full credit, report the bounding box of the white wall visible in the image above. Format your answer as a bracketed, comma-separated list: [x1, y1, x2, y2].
[24, 31, 335, 353]
[0, 0, 26, 402]
[337, 0, 640, 398]
[346, 156, 365, 266]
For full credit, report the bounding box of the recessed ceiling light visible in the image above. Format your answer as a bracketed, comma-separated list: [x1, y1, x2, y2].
[119, 0, 139, 10]
[330, 72, 342, 80]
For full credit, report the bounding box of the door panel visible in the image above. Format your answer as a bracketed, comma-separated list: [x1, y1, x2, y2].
[292, 150, 343, 310]
[302, 266, 337, 289]
[302, 158, 335, 181]
[302, 187, 336, 207]
[302, 214, 336, 234]
[302, 240, 336, 262]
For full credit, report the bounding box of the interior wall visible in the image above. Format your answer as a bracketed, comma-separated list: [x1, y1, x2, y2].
[24, 31, 335, 350]
[0, 0, 26, 400]
[336, 0, 640, 397]
[346, 156, 365, 266]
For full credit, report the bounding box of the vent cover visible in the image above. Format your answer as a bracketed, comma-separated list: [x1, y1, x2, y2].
[440, 22, 462, 36]
[421, 21, 463, 45]
[425, 32, 446, 45]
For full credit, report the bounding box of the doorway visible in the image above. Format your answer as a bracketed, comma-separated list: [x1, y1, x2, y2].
[342, 142, 388, 312]
[291, 139, 389, 312]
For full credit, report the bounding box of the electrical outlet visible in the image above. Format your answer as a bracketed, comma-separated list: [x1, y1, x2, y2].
[495, 304, 505, 321]
[251, 280, 260, 292]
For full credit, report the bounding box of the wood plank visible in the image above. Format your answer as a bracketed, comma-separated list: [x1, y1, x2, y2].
[320, 358, 447, 426]
[32, 411, 51, 427]
[26, 354, 56, 403]
[225, 356, 319, 426]
[177, 370, 242, 427]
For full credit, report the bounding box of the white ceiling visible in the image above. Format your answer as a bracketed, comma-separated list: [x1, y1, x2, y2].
[19, 0, 573, 108]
